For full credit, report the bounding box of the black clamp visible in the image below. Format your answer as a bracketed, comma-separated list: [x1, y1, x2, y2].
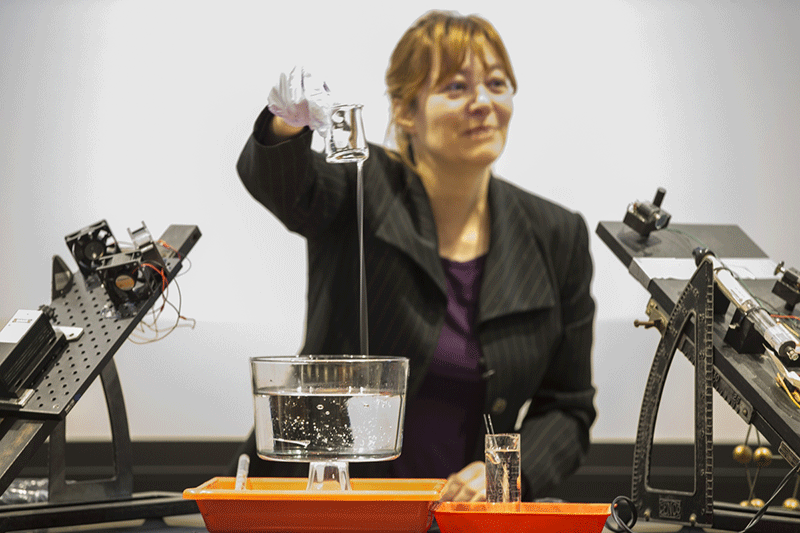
[623, 187, 671, 238]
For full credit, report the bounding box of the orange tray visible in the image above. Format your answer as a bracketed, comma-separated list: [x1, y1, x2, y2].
[434, 501, 611, 533]
[183, 477, 446, 533]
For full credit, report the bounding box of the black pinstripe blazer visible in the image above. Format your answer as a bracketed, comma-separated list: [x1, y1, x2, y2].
[236, 107, 597, 497]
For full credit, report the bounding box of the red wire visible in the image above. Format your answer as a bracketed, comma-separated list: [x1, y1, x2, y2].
[138, 262, 167, 292]
[157, 240, 182, 259]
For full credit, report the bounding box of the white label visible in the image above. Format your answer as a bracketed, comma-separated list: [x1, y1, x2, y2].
[0, 310, 42, 344]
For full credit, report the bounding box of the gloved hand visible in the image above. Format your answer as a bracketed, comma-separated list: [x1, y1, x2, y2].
[267, 66, 332, 136]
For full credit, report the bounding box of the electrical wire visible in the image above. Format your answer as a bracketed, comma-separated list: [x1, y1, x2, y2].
[739, 461, 800, 533]
[664, 227, 708, 249]
[127, 262, 195, 344]
[605, 495, 637, 533]
[773, 315, 800, 322]
[157, 239, 192, 275]
[777, 374, 800, 410]
[773, 315, 800, 338]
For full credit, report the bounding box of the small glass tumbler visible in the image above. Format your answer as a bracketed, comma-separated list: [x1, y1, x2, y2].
[485, 433, 521, 510]
[325, 104, 369, 163]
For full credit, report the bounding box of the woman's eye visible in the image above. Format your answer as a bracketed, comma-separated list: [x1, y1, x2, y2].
[443, 81, 468, 93]
[488, 77, 509, 91]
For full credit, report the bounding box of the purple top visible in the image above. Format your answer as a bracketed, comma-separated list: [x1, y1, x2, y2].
[391, 254, 487, 478]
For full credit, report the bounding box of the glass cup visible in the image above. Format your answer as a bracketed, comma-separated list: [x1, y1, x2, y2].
[325, 104, 369, 163]
[485, 433, 521, 510]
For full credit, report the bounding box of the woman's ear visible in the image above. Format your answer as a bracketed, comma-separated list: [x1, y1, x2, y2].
[392, 98, 416, 134]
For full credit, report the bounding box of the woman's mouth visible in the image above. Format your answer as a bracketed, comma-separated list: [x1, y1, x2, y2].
[464, 125, 495, 139]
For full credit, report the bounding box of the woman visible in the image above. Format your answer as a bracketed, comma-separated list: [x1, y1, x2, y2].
[235, 10, 596, 501]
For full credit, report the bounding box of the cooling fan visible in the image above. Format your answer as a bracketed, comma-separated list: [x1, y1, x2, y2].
[64, 220, 121, 279]
[96, 250, 164, 311]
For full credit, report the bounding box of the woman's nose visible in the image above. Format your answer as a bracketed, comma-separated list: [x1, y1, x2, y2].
[470, 85, 492, 110]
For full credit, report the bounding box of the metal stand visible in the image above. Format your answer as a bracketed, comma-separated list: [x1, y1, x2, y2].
[597, 221, 800, 533]
[0, 224, 201, 532]
[48, 361, 133, 504]
[631, 257, 715, 528]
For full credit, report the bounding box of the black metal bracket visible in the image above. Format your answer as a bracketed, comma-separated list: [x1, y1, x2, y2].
[47, 360, 133, 504]
[773, 262, 800, 311]
[632, 257, 715, 527]
[0, 224, 202, 531]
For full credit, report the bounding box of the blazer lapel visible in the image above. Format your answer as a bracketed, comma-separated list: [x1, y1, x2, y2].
[479, 178, 556, 324]
[373, 168, 556, 318]
[373, 166, 447, 298]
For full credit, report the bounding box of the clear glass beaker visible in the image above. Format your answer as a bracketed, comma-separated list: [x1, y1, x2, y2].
[325, 104, 369, 163]
[251, 355, 408, 490]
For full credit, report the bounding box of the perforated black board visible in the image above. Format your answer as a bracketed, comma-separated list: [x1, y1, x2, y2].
[0, 224, 201, 530]
[0, 225, 199, 420]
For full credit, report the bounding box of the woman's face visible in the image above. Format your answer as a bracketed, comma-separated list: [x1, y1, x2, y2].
[400, 43, 514, 173]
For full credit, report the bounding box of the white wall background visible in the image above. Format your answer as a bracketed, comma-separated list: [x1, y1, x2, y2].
[1, 0, 798, 446]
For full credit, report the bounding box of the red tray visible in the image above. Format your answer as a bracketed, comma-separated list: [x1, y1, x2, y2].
[434, 501, 611, 533]
[183, 477, 445, 533]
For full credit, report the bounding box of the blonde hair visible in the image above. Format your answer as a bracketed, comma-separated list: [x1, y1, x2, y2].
[385, 10, 517, 168]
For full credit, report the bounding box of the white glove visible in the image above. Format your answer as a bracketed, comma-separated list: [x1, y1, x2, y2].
[267, 66, 332, 136]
